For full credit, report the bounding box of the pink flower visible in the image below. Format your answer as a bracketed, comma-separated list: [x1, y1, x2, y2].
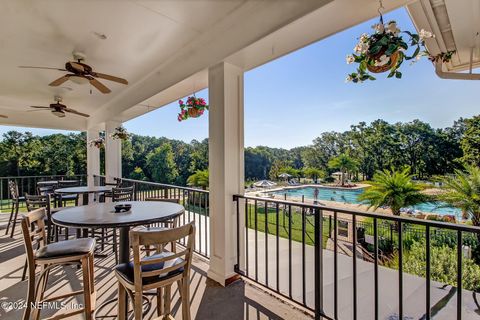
[179, 99, 184, 105]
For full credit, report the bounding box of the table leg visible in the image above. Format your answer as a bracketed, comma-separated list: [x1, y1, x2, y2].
[119, 227, 130, 317]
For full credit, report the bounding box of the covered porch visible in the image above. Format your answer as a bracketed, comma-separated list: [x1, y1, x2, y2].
[1, 0, 480, 319]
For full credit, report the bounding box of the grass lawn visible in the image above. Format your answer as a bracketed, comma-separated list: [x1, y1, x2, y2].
[245, 203, 330, 248]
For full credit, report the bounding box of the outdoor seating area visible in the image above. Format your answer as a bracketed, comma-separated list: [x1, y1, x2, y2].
[0, 177, 311, 320]
[0, 212, 308, 320]
[1, 1, 480, 319]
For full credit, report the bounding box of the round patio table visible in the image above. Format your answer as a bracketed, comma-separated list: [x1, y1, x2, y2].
[55, 186, 112, 205]
[37, 180, 79, 186]
[52, 201, 185, 317]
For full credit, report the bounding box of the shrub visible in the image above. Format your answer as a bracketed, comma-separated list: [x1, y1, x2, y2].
[388, 240, 480, 292]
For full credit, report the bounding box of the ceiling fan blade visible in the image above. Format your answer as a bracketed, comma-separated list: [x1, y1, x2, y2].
[92, 72, 128, 85]
[69, 61, 85, 72]
[29, 106, 50, 109]
[89, 78, 111, 94]
[18, 66, 67, 71]
[27, 109, 49, 113]
[64, 108, 90, 117]
[49, 75, 70, 86]
[0, 114, 8, 118]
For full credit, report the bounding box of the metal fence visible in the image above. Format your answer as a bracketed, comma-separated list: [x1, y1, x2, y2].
[0, 174, 86, 211]
[233, 194, 480, 320]
[94, 175, 210, 258]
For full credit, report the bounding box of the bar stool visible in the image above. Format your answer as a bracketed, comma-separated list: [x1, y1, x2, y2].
[114, 222, 195, 320]
[5, 180, 25, 238]
[20, 208, 96, 320]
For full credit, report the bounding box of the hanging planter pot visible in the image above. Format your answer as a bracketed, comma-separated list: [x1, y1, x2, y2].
[110, 126, 130, 141]
[366, 50, 400, 73]
[88, 138, 105, 149]
[346, 1, 436, 83]
[178, 96, 208, 122]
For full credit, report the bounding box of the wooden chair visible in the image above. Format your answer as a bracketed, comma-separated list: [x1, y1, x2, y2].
[99, 179, 123, 202]
[112, 186, 135, 202]
[115, 222, 195, 320]
[5, 180, 25, 238]
[143, 198, 181, 253]
[56, 180, 80, 207]
[20, 208, 96, 320]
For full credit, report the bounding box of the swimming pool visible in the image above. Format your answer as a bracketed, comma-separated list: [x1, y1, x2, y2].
[269, 186, 461, 216]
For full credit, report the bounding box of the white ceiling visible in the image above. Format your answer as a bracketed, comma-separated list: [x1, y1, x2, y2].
[0, 0, 248, 128]
[5, 0, 475, 131]
[0, 0, 337, 130]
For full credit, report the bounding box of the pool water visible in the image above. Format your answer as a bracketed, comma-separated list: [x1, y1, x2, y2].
[269, 186, 461, 217]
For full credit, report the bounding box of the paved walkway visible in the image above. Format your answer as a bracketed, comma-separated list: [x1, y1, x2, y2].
[245, 228, 480, 319]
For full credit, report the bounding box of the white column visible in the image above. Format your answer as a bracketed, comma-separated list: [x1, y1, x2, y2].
[207, 62, 245, 285]
[105, 120, 122, 183]
[86, 129, 100, 187]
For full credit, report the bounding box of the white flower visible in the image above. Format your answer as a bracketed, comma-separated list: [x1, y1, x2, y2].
[360, 33, 369, 42]
[346, 55, 355, 64]
[374, 55, 390, 67]
[386, 21, 400, 36]
[419, 29, 434, 40]
[372, 23, 385, 33]
[354, 42, 369, 54]
[345, 75, 354, 83]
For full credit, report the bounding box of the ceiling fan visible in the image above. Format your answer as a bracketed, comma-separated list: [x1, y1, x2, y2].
[29, 97, 89, 118]
[19, 52, 128, 94]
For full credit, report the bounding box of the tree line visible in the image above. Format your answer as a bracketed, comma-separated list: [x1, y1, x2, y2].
[0, 115, 479, 184]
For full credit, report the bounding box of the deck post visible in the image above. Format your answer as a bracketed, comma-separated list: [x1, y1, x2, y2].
[86, 128, 101, 188]
[207, 62, 245, 285]
[105, 120, 122, 184]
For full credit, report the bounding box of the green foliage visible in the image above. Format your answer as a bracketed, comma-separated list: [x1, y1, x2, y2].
[388, 240, 480, 292]
[187, 169, 209, 189]
[303, 167, 325, 183]
[460, 116, 480, 166]
[129, 167, 146, 181]
[328, 153, 358, 186]
[146, 143, 178, 184]
[438, 166, 480, 227]
[358, 167, 427, 215]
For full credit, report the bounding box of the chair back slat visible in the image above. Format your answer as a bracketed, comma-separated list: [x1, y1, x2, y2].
[112, 186, 134, 202]
[130, 222, 195, 289]
[21, 208, 47, 268]
[37, 183, 57, 196]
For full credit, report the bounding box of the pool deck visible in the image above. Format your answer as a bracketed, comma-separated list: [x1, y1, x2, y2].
[247, 184, 462, 221]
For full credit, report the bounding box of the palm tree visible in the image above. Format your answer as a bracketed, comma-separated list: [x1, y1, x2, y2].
[438, 165, 480, 227]
[187, 169, 209, 190]
[358, 167, 427, 216]
[328, 154, 358, 186]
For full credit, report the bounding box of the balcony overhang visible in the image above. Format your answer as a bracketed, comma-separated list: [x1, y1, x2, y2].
[407, 0, 480, 74]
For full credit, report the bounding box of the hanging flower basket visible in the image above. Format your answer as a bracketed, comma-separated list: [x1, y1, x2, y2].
[178, 96, 208, 121]
[346, 17, 435, 83]
[110, 126, 130, 141]
[88, 138, 105, 149]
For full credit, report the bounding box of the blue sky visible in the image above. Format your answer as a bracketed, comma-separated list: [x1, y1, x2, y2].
[1, 8, 478, 149]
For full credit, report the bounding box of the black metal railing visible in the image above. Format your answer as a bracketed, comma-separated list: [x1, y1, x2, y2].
[94, 175, 210, 258]
[0, 174, 86, 211]
[233, 194, 480, 320]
